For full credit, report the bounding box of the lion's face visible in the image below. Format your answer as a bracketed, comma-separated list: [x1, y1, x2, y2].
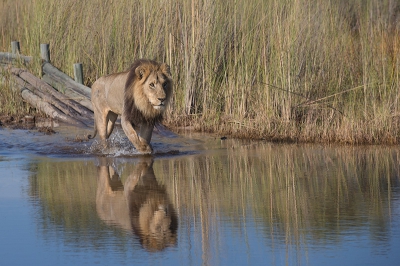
[142, 71, 170, 111]
[133, 62, 173, 116]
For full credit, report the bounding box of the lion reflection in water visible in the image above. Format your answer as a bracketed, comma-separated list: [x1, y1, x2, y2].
[96, 158, 177, 251]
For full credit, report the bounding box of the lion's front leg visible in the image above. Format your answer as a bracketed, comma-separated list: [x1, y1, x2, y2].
[139, 123, 154, 145]
[121, 115, 153, 154]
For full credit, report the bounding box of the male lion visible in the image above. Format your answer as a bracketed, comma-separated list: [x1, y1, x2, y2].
[89, 59, 173, 154]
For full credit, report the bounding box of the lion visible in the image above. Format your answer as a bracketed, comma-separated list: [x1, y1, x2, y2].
[88, 59, 173, 154]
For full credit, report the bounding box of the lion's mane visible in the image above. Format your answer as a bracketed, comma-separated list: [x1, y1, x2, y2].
[123, 59, 172, 127]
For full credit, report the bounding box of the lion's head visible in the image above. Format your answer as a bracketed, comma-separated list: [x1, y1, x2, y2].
[124, 59, 173, 125]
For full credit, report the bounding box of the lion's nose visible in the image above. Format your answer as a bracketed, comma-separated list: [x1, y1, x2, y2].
[158, 97, 166, 103]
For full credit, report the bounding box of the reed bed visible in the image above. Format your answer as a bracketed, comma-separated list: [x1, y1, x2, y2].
[0, 68, 34, 116]
[1, 0, 399, 143]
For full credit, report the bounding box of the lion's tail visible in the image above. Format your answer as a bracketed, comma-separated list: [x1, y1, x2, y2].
[87, 127, 97, 140]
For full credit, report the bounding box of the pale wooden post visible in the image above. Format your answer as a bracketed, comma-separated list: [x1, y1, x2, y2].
[73, 63, 84, 84]
[40, 43, 50, 62]
[11, 41, 20, 54]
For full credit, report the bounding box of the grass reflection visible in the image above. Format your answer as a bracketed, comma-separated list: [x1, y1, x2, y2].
[29, 143, 400, 259]
[29, 157, 178, 252]
[155, 143, 399, 253]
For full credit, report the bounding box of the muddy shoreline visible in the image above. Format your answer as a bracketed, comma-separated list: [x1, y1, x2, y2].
[0, 115, 57, 134]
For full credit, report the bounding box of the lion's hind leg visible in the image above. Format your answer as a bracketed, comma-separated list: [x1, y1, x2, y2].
[92, 107, 109, 143]
[91, 85, 109, 142]
[106, 112, 118, 139]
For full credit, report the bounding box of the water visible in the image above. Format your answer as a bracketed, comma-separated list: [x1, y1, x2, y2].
[0, 125, 399, 265]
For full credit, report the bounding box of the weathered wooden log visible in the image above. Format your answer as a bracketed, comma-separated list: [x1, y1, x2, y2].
[11, 75, 93, 127]
[73, 63, 84, 84]
[42, 62, 91, 98]
[23, 90, 88, 127]
[11, 41, 20, 54]
[1, 66, 92, 126]
[42, 74, 93, 112]
[40, 44, 50, 63]
[0, 41, 95, 127]
[13, 84, 88, 127]
[10, 67, 93, 118]
[0, 52, 32, 64]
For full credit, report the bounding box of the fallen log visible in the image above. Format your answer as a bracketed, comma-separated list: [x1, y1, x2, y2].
[10, 67, 93, 119]
[18, 86, 88, 127]
[1, 66, 92, 127]
[0, 47, 96, 127]
[11, 75, 93, 127]
[1, 43, 96, 128]
[42, 62, 91, 98]
[0, 52, 32, 65]
[42, 74, 93, 112]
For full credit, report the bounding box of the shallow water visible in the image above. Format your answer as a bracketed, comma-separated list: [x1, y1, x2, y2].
[0, 125, 399, 265]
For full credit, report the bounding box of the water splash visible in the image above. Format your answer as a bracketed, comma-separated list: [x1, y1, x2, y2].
[87, 129, 181, 157]
[0, 125, 197, 158]
[87, 130, 141, 156]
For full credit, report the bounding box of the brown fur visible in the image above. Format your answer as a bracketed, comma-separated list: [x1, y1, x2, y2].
[89, 59, 173, 154]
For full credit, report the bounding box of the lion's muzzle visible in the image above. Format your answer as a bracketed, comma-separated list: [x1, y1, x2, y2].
[154, 105, 165, 110]
[153, 97, 167, 110]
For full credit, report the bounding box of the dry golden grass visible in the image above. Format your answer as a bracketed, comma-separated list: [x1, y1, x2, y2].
[1, 0, 399, 143]
[0, 68, 34, 117]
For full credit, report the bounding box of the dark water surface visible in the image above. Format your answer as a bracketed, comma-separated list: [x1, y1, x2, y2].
[0, 125, 399, 266]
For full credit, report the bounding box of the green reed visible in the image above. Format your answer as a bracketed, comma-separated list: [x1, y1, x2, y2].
[1, 0, 399, 143]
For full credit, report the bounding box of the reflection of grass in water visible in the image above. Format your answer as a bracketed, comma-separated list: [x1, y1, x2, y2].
[28, 160, 130, 246]
[29, 145, 399, 254]
[29, 161, 96, 227]
[154, 144, 399, 249]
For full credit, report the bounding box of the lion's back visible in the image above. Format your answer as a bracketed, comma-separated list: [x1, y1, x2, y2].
[91, 71, 130, 114]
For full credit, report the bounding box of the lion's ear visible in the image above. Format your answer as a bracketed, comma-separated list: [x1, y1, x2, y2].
[135, 65, 147, 80]
[161, 63, 171, 78]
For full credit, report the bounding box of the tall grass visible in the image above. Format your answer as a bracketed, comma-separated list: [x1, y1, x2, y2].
[1, 0, 400, 143]
[0, 68, 35, 116]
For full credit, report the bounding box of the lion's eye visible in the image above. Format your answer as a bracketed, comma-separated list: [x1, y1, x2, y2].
[149, 83, 155, 88]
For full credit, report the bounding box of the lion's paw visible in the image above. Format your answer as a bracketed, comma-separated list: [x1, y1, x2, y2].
[136, 144, 153, 154]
